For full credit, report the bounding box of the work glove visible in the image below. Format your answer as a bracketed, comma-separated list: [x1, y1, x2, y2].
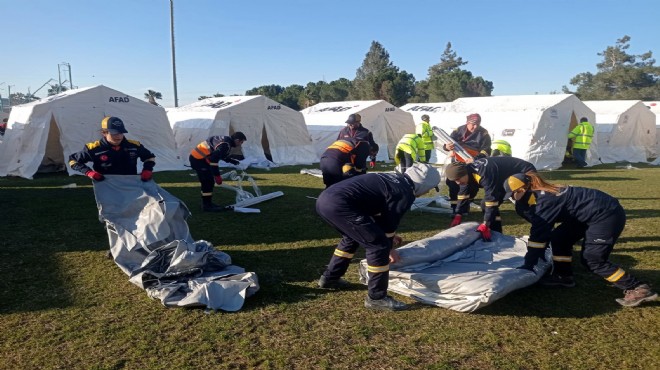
[214, 175, 223, 185]
[449, 214, 462, 227]
[369, 161, 376, 169]
[85, 170, 104, 181]
[476, 223, 491, 241]
[140, 170, 153, 182]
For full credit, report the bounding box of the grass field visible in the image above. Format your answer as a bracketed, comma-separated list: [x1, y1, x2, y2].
[0, 163, 658, 370]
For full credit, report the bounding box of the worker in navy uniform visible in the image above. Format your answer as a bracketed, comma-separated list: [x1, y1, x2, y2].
[316, 163, 441, 311]
[319, 138, 377, 188]
[504, 172, 657, 307]
[442, 113, 492, 212]
[444, 156, 536, 240]
[69, 116, 156, 181]
[189, 132, 247, 212]
[337, 113, 378, 169]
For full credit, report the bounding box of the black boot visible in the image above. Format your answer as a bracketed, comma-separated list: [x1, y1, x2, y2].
[201, 196, 225, 212]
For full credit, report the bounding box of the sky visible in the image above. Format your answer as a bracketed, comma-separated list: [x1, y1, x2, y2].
[2, 0, 659, 108]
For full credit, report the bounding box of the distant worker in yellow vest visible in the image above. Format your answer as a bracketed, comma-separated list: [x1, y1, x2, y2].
[416, 114, 435, 163]
[567, 117, 594, 168]
[394, 133, 426, 173]
[491, 139, 512, 157]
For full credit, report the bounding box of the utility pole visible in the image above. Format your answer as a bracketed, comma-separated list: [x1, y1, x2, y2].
[58, 62, 73, 92]
[170, 0, 179, 107]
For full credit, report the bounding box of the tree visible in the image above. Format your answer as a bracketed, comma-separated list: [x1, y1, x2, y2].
[351, 41, 416, 106]
[47, 84, 68, 95]
[277, 84, 304, 110]
[563, 35, 660, 100]
[245, 85, 285, 100]
[299, 79, 352, 108]
[144, 90, 163, 105]
[415, 42, 493, 102]
[428, 42, 467, 77]
[198, 93, 225, 100]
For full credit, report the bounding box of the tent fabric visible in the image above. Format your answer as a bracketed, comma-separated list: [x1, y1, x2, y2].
[411, 95, 597, 169]
[584, 100, 656, 163]
[301, 100, 415, 162]
[94, 175, 259, 311]
[643, 101, 660, 160]
[359, 222, 551, 312]
[167, 96, 317, 166]
[0, 85, 184, 179]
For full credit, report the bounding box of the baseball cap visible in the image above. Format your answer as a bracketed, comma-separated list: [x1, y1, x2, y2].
[346, 113, 361, 124]
[101, 116, 128, 134]
[503, 173, 530, 199]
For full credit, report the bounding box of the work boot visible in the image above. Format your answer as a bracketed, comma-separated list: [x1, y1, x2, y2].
[318, 275, 350, 289]
[202, 203, 225, 212]
[538, 274, 576, 288]
[615, 284, 658, 307]
[364, 295, 408, 311]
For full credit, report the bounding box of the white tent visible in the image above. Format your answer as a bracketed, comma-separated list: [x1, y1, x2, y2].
[584, 100, 656, 163]
[167, 96, 316, 166]
[425, 94, 597, 169]
[643, 101, 660, 159]
[0, 85, 184, 179]
[399, 102, 452, 163]
[300, 100, 415, 161]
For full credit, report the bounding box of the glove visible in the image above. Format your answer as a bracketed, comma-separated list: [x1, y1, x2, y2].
[392, 235, 403, 248]
[140, 170, 153, 182]
[214, 175, 223, 185]
[369, 161, 376, 169]
[85, 170, 104, 181]
[449, 214, 462, 227]
[476, 223, 491, 241]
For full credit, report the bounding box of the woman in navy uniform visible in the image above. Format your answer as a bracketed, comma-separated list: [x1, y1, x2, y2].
[504, 172, 657, 307]
[69, 116, 155, 181]
[316, 163, 440, 311]
[444, 156, 536, 240]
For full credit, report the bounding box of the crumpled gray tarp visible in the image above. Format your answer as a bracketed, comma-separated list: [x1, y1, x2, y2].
[93, 175, 259, 311]
[359, 222, 551, 312]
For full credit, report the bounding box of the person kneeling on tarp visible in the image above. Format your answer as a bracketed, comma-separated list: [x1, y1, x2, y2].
[504, 172, 657, 307]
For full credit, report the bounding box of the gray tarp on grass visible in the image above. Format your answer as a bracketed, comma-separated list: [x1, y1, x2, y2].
[359, 222, 552, 312]
[93, 175, 259, 311]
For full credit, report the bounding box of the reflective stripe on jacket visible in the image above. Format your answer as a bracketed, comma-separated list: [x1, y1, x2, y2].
[395, 134, 426, 162]
[568, 122, 594, 149]
[416, 121, 434, 149]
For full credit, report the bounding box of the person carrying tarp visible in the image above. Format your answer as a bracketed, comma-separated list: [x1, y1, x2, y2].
[416, 114, 435, 163]
[319, 138, 376, 188]
[442, 113, 492, 213]
[491, 139, 512, 157]
[567, 117, 594, 168]
[504, 172, 657, 307]
[316, 163, 441, 311]
[337, 113, 378, 168]
[444, 156, 536, 240]
[394, 133, 426, 173]
[69, 116, 156, 182]
[189, 132, 247, 212]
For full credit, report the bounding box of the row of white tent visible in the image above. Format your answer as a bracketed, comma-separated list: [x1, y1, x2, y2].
[0, 84, 657, 179]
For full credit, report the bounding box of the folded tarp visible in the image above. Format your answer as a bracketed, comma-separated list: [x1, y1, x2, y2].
[94, 176, 259, 311]
[358, 222, 551, 312]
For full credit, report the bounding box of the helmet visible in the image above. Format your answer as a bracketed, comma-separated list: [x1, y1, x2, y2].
[421, 114, 430, 122]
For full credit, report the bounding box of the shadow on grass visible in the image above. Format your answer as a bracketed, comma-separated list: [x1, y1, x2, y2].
[478, 253, 659, 319]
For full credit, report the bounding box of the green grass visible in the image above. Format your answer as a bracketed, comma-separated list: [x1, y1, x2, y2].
[0, 163, 658, 369]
